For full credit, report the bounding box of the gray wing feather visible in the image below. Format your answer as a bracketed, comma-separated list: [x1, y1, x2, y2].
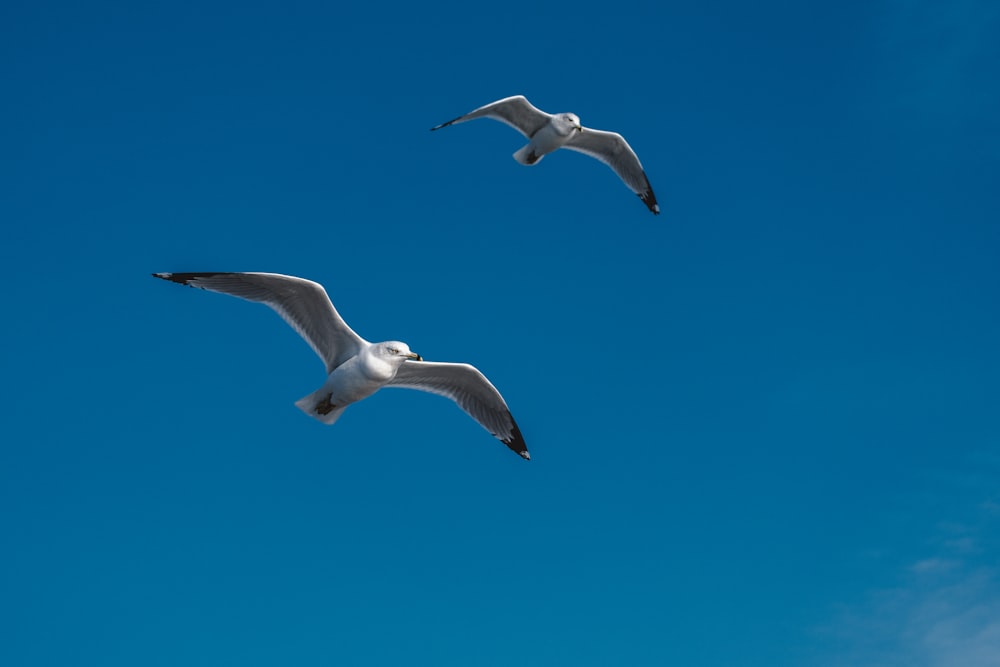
[386, 361, 529, 459]
[153, 272, 366, 373]
[565, 128, 660, 214]
[431, 95, 553, 139]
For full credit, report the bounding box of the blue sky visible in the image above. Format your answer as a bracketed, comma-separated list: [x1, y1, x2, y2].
[2, 1, 999, 665]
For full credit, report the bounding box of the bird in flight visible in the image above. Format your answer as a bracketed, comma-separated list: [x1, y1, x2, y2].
[153, 272, 529, 460]
[432, 95, 660, 215]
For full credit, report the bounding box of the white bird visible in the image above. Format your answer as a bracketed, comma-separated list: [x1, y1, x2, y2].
[431, 95, 660, 215]
[153, 272, 529, 460]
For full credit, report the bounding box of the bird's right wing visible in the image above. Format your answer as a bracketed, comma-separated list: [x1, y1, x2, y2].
[386, 360, 529, 459]
[565, 128, 660, 214]
[153, 272, 366, 373]
[430, 95, 552, 139]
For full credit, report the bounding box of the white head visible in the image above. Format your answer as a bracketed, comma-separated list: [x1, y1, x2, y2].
[557, 112, 583, 133]
[376, 341, 422, 364]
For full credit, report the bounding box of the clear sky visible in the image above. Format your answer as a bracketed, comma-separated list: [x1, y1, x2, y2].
[2, 1, 999, 665]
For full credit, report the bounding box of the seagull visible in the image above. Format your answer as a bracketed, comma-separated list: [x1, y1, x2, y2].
[153, 272, 530, 460]
[431, 95, 660, 215]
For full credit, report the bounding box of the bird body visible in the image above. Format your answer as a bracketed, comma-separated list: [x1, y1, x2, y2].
[295, 341, 416, 425]
[512, 112, 582, 165]
[432, 95, 660, 214]
[154, 272, 529, 459]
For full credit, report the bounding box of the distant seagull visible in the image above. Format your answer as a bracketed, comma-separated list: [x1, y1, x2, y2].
[153, 272, 529, 460]
[431, 95, 660, 215]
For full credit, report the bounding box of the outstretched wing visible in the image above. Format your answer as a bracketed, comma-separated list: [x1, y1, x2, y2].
[153, 272, 366, 373]
[565, 128, 660, 214]
[431, 95, 552, 139]
[386, 360, 529, 460]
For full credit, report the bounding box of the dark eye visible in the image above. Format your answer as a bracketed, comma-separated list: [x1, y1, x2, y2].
[389, 347, 398, 354]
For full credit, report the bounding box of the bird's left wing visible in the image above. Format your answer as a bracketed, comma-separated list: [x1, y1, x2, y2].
[386, 360, 529, 459]
[153, 272, 366, 373]
[565, 128, 660, 214]
[430, 95, 552, 139]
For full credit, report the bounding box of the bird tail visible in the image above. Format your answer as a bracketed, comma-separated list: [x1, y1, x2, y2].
[512, 144, 543, 166]
[295, 387, 347, 426]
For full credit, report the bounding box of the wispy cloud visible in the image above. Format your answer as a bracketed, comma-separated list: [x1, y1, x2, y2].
[908, 557, 959, 574]
[816, 453, 1000, 667]
[822, 547, 1000, 666]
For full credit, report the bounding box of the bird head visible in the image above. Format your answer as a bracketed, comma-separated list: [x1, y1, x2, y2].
[381, 341, 422, 362]
[562, 113, 583, 132]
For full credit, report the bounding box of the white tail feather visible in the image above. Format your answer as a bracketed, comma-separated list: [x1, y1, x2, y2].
[513, 144, 543, 165]
[295, 387, 347, 425]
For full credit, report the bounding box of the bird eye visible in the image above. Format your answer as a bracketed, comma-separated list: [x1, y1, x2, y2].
[389, 347, 398, 354]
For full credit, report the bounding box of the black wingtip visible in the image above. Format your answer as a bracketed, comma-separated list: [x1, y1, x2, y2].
[152, 272, 231, 287]
[639, 191, 660, 215]
[152, 272, 186, 284]
[430, 116, 461, 132]
[503, 416, 530, 461]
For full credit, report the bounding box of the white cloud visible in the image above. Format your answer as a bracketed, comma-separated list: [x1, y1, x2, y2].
[908, 557, 958, 574]
[816, 451, 1000, 667]
[820, 558, 1000, 667]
